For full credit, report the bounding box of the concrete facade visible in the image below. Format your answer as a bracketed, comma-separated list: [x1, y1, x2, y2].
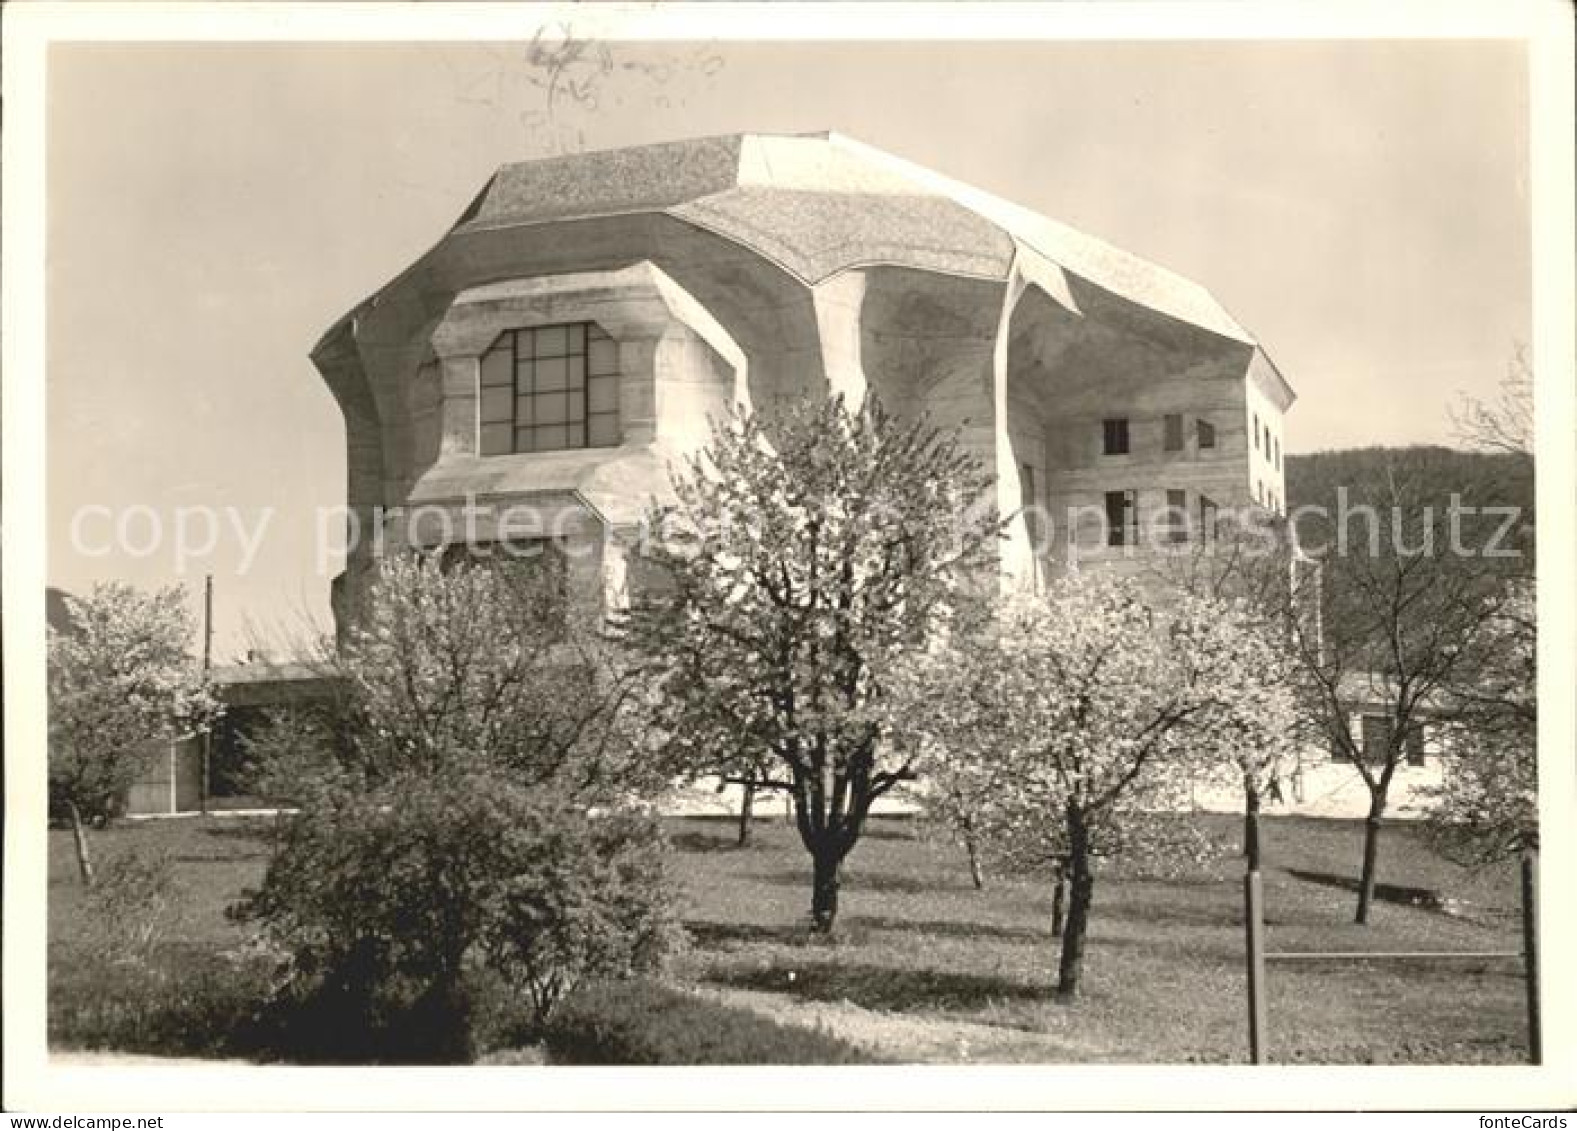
[313, 132, 1296, 627]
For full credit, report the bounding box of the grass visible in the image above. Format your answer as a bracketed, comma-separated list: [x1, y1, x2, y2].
[47, 811, 1529, 1064]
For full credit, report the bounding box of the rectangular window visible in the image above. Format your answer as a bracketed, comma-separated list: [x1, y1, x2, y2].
[1199, 495, 1218, 542]
[1253, 414, 1261, 452]
[1406, 725, 1427, 767]
[1274, 437, 1281, 470]
[1165, 488, 1188, 543]
[1166, 489, 1187, 537]
[1197, 418, 1216, 449]
[1105, 489, 1136, 547]
[1102, 418, 1130, 456]
[1360, 714, 1393, 766]
[478, 322, 620, 456]
[1164, 414, 1184, 452]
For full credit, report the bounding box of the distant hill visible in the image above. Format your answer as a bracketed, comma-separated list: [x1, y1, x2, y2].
[1286, 445, 1533, 515]
[1285, 444, 1535, 572]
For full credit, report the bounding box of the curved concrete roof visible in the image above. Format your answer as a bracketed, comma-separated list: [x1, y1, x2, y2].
[450, 131, 1256, 346]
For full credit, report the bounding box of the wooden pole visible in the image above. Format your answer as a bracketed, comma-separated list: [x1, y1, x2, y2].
[1245, 867, 1268, 1064]
[201, 574, 213, 815]
[1521, 847, 1541, 1065]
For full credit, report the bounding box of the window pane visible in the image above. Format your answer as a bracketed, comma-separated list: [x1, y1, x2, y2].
[516, 396, 535, 427]
[567, 353, 586, 389]
[1166, 489, 1188, 542]
[1361, 716, 1392, 765]
[1103, 418, 1129, 455]
[536, 392, 567, 425]
[534, 424, 568, 450]
[515, 357, 536, 393]
[481, 344, 514, 387]
[1164, 414, 1184, 451]
[1105, 490, 1132, 546]
[588, 413, 620, 447]
[588, 375, 619, 413]
[568, 389, 585, 424]
[480, 386, 513, 424]
[535, 325, 569, 358]
[566, 421, 585, 448]
[535, 356, 569, 392]
[567, 323, 586, 354]
[480, 423, 513, 456]
[1197, 419, 1216, 449]
[515, 427, 534, 453]
[588, 335, 618, 376]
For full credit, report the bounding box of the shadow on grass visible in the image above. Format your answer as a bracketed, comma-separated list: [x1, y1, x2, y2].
[668, 831, 748, 854]
[1284, 868, 1448, 911]
[752, 869, 972, 895]
[684, 920, 816, 949]
[710, 961, 1051, 1012]
[848, 914, 1051, 944]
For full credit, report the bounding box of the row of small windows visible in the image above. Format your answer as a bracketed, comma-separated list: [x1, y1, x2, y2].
[1102, 415, 1216, 456]
[1102, 488, 1220, 547]
[479, 322, 621, 457]
[1252, 412, 1282, 470]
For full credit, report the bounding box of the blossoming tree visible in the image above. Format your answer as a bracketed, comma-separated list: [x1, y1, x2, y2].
[896, 573, 1295, 997]
[48, 582, 219, 884]
[627, 394, 1000, 932]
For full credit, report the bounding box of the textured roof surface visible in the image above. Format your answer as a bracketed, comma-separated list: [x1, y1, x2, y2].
[453, 131, 1254, 344]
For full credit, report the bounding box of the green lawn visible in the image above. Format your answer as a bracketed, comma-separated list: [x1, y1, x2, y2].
[47, 811, 1530, 1064]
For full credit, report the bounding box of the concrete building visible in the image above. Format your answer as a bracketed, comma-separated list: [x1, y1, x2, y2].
[312, 131, 1296, 631]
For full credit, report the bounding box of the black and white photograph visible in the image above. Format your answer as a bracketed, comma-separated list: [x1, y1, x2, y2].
[4, 0, 1574, 1116]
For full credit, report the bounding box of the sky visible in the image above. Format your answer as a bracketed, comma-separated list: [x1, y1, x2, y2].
[43, 34, 1532, 657]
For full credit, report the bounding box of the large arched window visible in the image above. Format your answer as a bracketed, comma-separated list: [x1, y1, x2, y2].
[479, 321, 620, 455]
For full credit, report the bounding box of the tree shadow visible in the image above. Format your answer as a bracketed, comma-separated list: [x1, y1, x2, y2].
[1284, 868, 1448, 911]
[848, 914, 1051, 944]
[668, 831, 747, 854]
[751, 869, 971, 895]
[709, 961, 1051, 1012]
[684, 920, 815, 949]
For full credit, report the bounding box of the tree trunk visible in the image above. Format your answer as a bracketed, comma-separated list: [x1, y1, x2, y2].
[67, 801, 95, 886]
[1243, 777, 1263, 872]
[1056, 808, 1095, 998]
[736, 780, 756, 847]
[1050, 859, 1068, 939]
[811, 851, 841, 934]
[963, 829, 985, 890]
[1355, 795, 1385, 925]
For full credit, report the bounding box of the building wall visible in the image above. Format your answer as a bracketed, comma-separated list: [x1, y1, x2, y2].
[1245, 352, 1289, 515]
[124, 736, 203, 816]
[1038, 350, 1261, 573]
[318, 220, 1293, 627]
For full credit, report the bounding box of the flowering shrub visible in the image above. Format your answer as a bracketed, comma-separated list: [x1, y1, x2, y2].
[48, 582, 219, 884]
[235, 769, 682, 1063]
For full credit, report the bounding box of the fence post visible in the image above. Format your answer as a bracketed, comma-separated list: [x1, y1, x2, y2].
[1521, 847, 1540, 1065]
[1245, 867, 1268, 1064]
